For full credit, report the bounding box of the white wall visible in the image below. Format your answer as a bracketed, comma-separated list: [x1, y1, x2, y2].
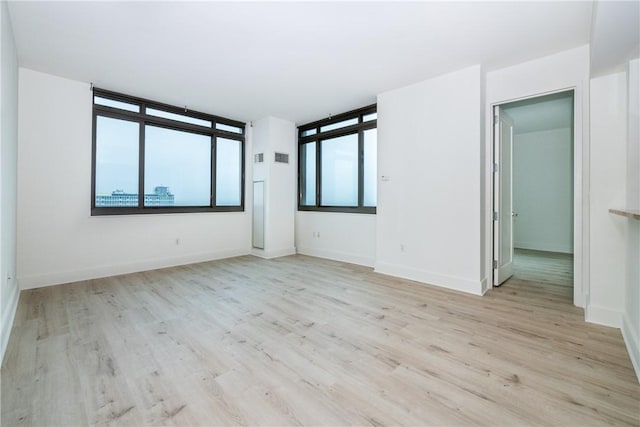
[17, 68, 252, 289]
[622, 58, 640, 380]
[1, 0, 20, 362]
[513, 128, 574, 253]
[486, 45, 590, 306]
[296, 212, 376, 267]
[376, 65, 484, 295]
[250, 116, 296, 259]
[587, 71, 627, 327]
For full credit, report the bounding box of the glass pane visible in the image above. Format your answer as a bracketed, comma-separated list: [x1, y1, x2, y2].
[363, 112, 377, 122]
[500, 118, 513, 266]
[300, 142, 316, 206]
[144, 125, 211, 207]
[216, 123, 243, 134]
[301, 128, 317, 137]
[94, 96, 140, 113]
[216, 138, 242, 206]
[95, 116, 139, 207]
[321, 134, 358, 207]
[363, 128, 377, 207]
[146, 107, 212, 128]
[320, 118, 358, 133]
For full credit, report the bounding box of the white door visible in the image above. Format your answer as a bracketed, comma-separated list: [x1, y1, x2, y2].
[493, 106, 514, 286]
[252, 181, 265, 249]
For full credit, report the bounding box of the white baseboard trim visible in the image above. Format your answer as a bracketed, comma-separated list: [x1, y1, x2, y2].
[480, 276, 490, 295]
[574, 291, 586, 309]
[622, 313, 640, 383]
[18, 248, 251, 290]
[296, 246, 375, 267]
[585, 303, 623, 328]
[1, 279, 20, 364]
[251, 247, 297, 259]
[374, 261, 484, 296]
[514, 241, 573, 254]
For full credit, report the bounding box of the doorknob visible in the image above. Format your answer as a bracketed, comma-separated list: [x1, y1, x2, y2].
[512, 212, 519, 217]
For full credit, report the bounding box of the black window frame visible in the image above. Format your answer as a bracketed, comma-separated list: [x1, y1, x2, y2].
[91, 88, 245, 215]
[298, 104, 377, 214]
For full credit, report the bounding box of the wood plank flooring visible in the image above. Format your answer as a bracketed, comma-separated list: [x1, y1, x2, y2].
[512, 248, 574, 287]
[2, 255, 638, 426]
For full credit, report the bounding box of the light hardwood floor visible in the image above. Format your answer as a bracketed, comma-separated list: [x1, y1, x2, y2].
[512, 248, 574, 287]
[2, 255, 638, 426]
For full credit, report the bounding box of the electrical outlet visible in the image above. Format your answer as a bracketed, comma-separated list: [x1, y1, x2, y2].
[175, 238, 181, 245]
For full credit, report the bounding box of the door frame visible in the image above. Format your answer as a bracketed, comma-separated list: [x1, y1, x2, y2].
[493, 106, 515, 286]
[252, 180, 265, 250]
[488, 87, 583, 306]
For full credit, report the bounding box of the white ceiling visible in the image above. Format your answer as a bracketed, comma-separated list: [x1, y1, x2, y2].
[590, 0, 640, 78]
[7, 1, 594, 124]
[502, 91, 574, 135]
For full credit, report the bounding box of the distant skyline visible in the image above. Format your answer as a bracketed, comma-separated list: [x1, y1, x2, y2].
[95, 118, 240, 207]
[95, 186, 175, 208]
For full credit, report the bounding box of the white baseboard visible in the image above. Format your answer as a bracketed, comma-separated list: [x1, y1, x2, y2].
[251, 247, 297, 259]
[480, 276, 490, 295]
[296, 246, 375, 267]
[18, 248, 251, 290]
[374, 261, 484, 296]
[514, 241, 573, 254]
[585, 303, 623, 328]
[622, 313, 640, 383]
[1, 279, 20, 364]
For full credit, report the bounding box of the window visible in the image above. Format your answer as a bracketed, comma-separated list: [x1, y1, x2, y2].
[298, 104, 376, 213]
[92, 89, 245, 215]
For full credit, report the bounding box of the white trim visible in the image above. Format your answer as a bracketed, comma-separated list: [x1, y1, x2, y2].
[585, 303, 623, 328]
[480, 276, 490, 295]
[1, 280, 20, 363]
[18, 248, 250, 290]
[622, 313, 640, 383]
[251, 247, 297, 259]
[375, 262, 483, 296]
[296, 246, 374, 267]
[514, 241, 573, 254]
[486, 85, 586, 308]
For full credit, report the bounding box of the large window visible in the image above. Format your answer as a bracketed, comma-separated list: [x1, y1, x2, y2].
[298, 104, 376, 213]
[92, 89, 245, 215]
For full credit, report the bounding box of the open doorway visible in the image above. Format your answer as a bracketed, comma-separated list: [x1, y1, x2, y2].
[493, 90, 575, 290]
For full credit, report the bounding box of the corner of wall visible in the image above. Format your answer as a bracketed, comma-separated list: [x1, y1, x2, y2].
[622, 312, 640, 383]
[251, 247, 296, 260]
[0, 279, 19, 363]
[1, 0, 20, 365]
[480, 276, 490, 295]
[585, 302, 623, 328]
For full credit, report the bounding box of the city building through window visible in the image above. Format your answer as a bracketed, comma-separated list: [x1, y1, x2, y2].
[92, 89, 245, 215]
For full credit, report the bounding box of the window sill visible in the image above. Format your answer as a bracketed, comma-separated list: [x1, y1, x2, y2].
[297, 206, 376, 214]
[91, 206, 244, 216]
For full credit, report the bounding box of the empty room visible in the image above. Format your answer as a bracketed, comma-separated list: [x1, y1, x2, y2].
[1, 1, 639, 425]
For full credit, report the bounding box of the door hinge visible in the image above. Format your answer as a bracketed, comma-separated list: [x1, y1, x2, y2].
[494, 114, 499, 125]
[493, 162, 498, 173]
[493, 260, 498, 269]
[493, 211, 498, 221]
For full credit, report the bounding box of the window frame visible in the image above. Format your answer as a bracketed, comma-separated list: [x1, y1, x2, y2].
[91, 88, 245, 215]
[298, 104, 377, 214]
